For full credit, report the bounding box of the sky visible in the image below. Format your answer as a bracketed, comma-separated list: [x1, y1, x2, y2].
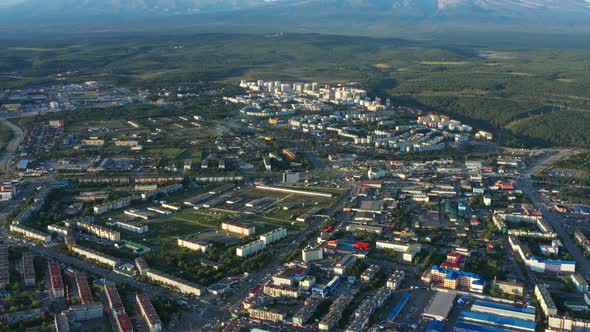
[0, 0, 23, 5]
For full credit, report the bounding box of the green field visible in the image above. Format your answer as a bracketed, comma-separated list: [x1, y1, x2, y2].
[0, 122, 14, 152]
[147, 210, 229, 238]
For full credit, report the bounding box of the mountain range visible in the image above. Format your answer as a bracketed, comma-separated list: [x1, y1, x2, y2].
[1, 0, 589, 34]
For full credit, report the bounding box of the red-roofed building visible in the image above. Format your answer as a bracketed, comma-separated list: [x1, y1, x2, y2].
[115, 313, 134, 332]
[105, 284, 125, 316]
[249, 284, 262, 297]
[74, 272, 94, 305]
[136, 293, 161, 332]
[496, 181, 514, 191]
[440, 252, 465, 271]
[48, 262, 64, 298]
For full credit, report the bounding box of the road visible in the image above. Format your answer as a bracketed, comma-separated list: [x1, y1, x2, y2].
[519, 149, 590, 278]
[525, 149, 578, 176]
[519, 176, 590, 278]
[0, 118, 24, 173]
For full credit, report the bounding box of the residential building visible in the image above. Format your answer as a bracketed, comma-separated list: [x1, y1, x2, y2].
[535, 284, 558, 316]
[318, 293, 354, 331]
[361, 264, 380, 283]
[493, 280, 524, 297]
[334, 255, 357, 276]
[74, 273, 94, 305]
[136, 293, 162, 332]
[302, 245, 323, 262]
[54, 313, 70, 332]
[21, 253, 35, 286]
[222, 221, 256, 236]
[145, 269, 204, 296]
[49, 262, 65, 298]
[0, 244, 8, 286]
[263, 284, 299, 298]
[177, 238, 210, 253]
[293, 296, 323, 327]
[64, 303, 103, 322]
[116, 220, 148, 234]
[248, 308, 285, 323]
[571, 273, 589, 293]
[93, 196, 137, 215]
[429, 265, 486, 293]
[260, 227, 287, 245]
[236, 240, 265, 257]
[376, 241, 421, 262]
[71, 245, 120, 268]
[387, 270, 405, 290]
[9, 224, 51, 243]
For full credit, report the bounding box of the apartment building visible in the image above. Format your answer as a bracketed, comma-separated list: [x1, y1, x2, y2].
[0, 244, 9, 286]
[260, 227, 287, 245]
[222, 221, 256, 237]
[136, 293, 162, 332]
[236, 240, 265, 257]
[72, 245, 120, 268]
[49, 262, 65, 298]
[116, 220, 148, 234]
[177, 238, 211, 253]
[21, 253, 35, 286]
[9, 224, 51, 243]
[145, 269, 204, 296]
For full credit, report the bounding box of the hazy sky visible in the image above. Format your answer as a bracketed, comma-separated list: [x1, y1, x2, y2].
[0, 0, 23, 5]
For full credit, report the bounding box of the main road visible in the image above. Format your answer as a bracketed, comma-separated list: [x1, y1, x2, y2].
[519, 176, 590, 278]
[519, 149, 590, 278]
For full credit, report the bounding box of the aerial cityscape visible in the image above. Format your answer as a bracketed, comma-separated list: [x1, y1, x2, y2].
[1, 1, 590, 332]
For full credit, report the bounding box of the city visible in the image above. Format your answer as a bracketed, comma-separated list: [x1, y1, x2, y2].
[1, 75, 590, 332]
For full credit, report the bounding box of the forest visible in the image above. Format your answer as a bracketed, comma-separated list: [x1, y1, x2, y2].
[1, 33, 590, 148]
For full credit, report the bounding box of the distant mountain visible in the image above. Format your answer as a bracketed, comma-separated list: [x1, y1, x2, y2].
[1, 0, 590, 33]
[0, 0, 277, 16]
[3, 0, 590, 17]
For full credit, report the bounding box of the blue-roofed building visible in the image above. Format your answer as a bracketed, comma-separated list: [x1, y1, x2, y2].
[470, 300, 536, 321]
[577, 205, 590, 215]
[387, 292, 410, 321]
[570, 273, 589, 293]
[454, 321, 517, 332]
[427, 320, 445, 332]
[458, 201, 468, 213]
[459, 310, 536, 331]
[17, 160, 29, 170]
[430, 265, 486, 293]
[529, 257, 576, 273]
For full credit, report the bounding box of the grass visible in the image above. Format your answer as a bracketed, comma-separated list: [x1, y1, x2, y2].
[0, 122, 14, 152]
[147, 212, 221, 238]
